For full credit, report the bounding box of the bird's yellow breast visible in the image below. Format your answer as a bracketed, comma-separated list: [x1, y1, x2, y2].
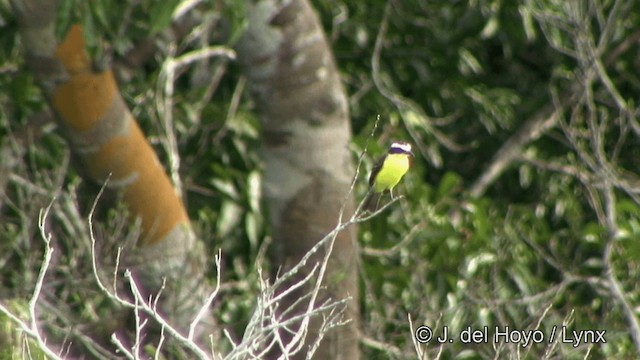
[373, 153, 411, 193]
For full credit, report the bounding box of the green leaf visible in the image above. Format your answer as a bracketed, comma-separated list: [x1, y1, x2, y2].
[437, 171, 461, 198]
[217, 200, 242, 238]
[245, 212, 262, 252]
[223, 0, 248, 46]
[149, 0, 179, 35]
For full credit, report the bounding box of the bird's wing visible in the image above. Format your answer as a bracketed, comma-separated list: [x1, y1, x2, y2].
[368, 154, 386, 187]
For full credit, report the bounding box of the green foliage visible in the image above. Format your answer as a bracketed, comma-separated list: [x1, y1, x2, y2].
[0, 300, 47, 359]
[0, 0, 263, 355]
[325, 0, 640, 358]
[222, 0, 248, 46]
[2, 0, 640, 358]
[148, 0, 180, 35]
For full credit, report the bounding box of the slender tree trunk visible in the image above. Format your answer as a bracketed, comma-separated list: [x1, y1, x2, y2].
[237, 0, 360, 359]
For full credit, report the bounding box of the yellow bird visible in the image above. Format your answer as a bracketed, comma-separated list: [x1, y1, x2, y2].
[364, 141, 414, 211]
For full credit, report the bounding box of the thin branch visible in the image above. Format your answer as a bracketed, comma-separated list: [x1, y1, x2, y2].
[469, 1, 638, 198]
[88, 177, 213, 359]
[371, 1, 468, 164]
[0, 199, 64, 360]
[189, 249, 222, 341]
[123, 271, 213, 359]
[360, 336, 404, 358]
[407, 314, 426, 360]
[469, 99, 568, 198]
[602, 184, 640, 351]
[361, 218, 423, 257]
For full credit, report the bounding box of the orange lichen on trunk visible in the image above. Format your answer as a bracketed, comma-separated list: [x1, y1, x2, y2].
[52, 25, 189, 245]
[87, 120, 190, 243]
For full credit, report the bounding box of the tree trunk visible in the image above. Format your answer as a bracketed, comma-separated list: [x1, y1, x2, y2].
[237, 0, 360, 359]
[11, 0, 215, 348]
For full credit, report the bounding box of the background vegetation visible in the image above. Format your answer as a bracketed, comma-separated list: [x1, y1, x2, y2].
[2, 0, 640, 358]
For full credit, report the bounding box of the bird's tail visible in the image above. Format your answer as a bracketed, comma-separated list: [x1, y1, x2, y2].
[362, 190, 383, 212]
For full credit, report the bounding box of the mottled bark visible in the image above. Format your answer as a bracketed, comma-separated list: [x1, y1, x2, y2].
[237, 0, 360, 359]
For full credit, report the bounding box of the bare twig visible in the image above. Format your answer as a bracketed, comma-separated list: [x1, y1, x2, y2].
[469, 100, 568, 198]
[371, 2, 467, 167]
[0, 199, 63, 360]
[189, 249, 222, 341]
[602, 183, 640, 350]
[361, 219, 424, 257]
[88, 178, 213, 359]
[157, 44, 236, 197]
[470, 0, 640, 198]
